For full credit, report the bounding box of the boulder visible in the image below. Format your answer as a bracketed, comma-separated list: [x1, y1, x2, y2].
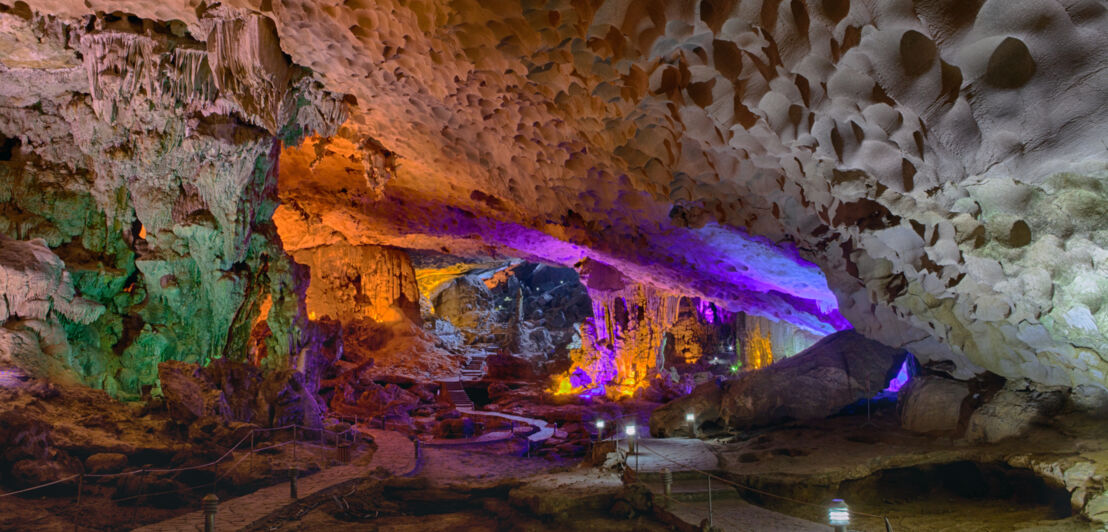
[1069, 384, 1108, 417]
[718, 330, 907, 429]
[898, 376, 970, 433]
[435, 417, 475, 439]
[159, 360, 322, 429]
[650, 380, 723, 437]
[158, 361, 231, 424]
[258, 369, 324, 429]
[966, 380, 1065, 443]
[10, 457, 79, 488]
[485, 350, 535, 380]
[85, 452, 128, 474]
[433, 277, 496, 342]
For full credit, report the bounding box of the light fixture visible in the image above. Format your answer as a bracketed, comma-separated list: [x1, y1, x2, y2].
[828, 499, 849, 530]
[595, 419, 606, 429]
[625, 424, 636, 437]
[685, 412, 695, 423]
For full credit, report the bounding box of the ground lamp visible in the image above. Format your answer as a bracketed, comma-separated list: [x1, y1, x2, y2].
[685, 411, 695, 436]
[595, 419, 605, 441]
[829, 498, 850, 532]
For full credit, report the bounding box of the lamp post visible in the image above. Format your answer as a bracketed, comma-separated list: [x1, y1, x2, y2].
[829, 499, 850, 532]
[595, 419, 605, 441]
[685, 411, 695, 437]
[625, 424, 637, 472]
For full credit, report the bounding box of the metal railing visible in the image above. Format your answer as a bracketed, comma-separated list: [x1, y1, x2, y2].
[626, 438, 894, 531]
[0, 421, 361, 530]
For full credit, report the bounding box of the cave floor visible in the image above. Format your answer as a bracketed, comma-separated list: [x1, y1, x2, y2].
[701, 407, 1108, 531]
[134, 429, 416, 532]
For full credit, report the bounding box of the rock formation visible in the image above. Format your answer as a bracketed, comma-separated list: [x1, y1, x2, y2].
[292, 242, 421, 325]
[0, 0, 1105, 414]
[0, 7, 345, 397]
[651, 330, 907, 433]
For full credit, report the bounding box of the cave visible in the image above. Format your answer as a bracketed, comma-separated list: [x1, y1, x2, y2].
[1, 2, 1107, 531]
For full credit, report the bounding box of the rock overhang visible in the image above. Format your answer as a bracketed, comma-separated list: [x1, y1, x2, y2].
[1, 0, 1107, 389]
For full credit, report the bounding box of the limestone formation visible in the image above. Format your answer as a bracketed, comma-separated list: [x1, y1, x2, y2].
[965, 379, 1066, 443]
[720, 330, 904, 429]
[897, 375, 970, 434]
[293, 242, 421, 325]
[649, 380, 724, 437]
[0, 0, 1105, 394]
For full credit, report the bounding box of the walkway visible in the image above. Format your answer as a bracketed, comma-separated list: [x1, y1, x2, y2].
[133, 429, 414, 532]
[630, 437, 830, 532]
[441, 380, 474, 409]
[436, 354, 554, 447]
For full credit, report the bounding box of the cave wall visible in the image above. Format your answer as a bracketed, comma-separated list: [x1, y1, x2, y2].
[292, 242, 421, 325]
[0, 7, 343, 397]
[6, 0, 1108, 390]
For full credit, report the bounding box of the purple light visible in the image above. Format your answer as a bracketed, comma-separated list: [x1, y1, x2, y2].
[885, 357, 911, 392]
[696, 299, 716, 323]
[569, 366, 592, 388]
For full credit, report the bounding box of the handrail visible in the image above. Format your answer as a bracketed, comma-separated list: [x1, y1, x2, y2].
[634, 439, 889, 521]
[0, 422, 359, 499]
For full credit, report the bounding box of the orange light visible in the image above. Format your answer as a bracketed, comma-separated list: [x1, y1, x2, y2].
[745, 321, 774, 370]
[308, 311, 317, 320]
[138, 224, 146, 239]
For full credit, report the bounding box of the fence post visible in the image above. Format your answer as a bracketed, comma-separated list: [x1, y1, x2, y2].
[338, 442, 351, 464]
[289, 467, 298, 499]
[707, 474, 713, 528]
[75, 473, 84, 505]
[662, 468, 672, 509]
[202, 493, 219, 532]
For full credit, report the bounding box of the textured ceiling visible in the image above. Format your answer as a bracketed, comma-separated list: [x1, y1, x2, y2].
[11, 0, 1108, 388]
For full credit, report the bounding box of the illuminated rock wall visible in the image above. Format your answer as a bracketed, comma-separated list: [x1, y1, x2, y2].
[561, 260, 736, 397]
[0, 9, 343, 397]
[8, 0, 1108, 391]
[291, 242, 420, 325]
[736, 313, 824, 370]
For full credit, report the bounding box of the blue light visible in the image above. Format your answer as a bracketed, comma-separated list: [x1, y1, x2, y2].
[885, 356, 911, 392]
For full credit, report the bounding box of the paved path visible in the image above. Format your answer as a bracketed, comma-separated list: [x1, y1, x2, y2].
[631, 438, 830, 532]
[133, 429, 414, 532]
[664, 497, 831, 531]
[459, 407, 554, 443]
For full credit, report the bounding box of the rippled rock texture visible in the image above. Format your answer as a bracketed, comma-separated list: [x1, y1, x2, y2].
[2, 0, 1108, 393]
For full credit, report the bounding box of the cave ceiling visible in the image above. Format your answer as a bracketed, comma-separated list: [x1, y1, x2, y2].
[3, 0, 1108, 388]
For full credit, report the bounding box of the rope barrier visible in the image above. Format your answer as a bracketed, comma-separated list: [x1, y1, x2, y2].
[0, 421, 362, 500]
[636, 439, 888, 520]
[0, 474, 80, 498]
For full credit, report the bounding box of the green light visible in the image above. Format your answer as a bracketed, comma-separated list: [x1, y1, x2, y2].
[730, 364, 740, 373]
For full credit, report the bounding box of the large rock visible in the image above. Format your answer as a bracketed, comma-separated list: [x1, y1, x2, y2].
[897, 376, 971, 434]
[10, 457, 80, 488]
[1069, 384, 1108, 417]
[432, 276, 496, 343]
[158, 361, 231, 424]
[965, 380, 1066, 443]
[718, 330, 907, 429]
[485, 350, 536, 380]
[85, 452, 128, 474]
[158, 360, 323, 429]
[649, 380, 723, 437]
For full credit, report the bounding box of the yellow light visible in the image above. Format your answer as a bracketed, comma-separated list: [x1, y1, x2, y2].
[308, 311, 317, 320]
[745, 321, 773, 370]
